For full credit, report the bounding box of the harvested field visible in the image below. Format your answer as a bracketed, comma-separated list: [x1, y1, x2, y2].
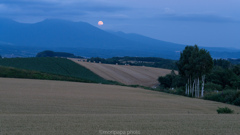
[70, 58, 175, 87]
[1, 78, 240, 135]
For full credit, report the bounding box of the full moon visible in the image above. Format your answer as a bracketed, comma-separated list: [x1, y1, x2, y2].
[98, 21, 103, 26]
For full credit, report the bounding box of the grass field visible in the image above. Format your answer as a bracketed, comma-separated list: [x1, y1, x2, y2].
[70, 58, 175, 87]
[0, 57, 112, 84]
[1, 78, 240, 135]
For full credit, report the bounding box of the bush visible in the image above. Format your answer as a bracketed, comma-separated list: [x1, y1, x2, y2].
[205, 82, 222, 92]
[204, 90, 240, 106]
[158, 73, 185, 89]
[158, 75, 172, 88]
[206, 67, 238, 89]
[217, 107, 234, 114]
[233, 98, 240, 106]
[171, 87, 185, 95]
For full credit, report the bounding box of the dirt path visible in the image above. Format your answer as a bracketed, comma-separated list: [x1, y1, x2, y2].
[69, 58, 174, 87]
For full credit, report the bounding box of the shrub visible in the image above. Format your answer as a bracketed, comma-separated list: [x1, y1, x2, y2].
[174, 87, 185, 95]
[204, 90, 240, 106]
[233, 98, 240, 106]
[158, 74, 172, 88]
[217, 107, 234, 114]
[205, 82, 222, 92]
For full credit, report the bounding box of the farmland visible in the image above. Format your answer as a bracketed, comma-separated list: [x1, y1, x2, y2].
[0, 66, 99, 83]
[0, 57, 112, 84]
[70, 58, 174, 87]
[1, 78, 240, 135]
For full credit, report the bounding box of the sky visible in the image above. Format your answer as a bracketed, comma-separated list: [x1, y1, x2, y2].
[0, 0, 240, 49]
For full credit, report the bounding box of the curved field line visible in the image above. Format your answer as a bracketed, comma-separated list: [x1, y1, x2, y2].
[69, 58, 175, 87]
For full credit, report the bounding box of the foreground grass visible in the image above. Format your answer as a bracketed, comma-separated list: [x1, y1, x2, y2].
[0, 57, 116, 84]
[1, 78, 240, 135]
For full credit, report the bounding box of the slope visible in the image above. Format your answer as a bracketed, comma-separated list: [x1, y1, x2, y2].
[1, 78, 240, 135]
[0, 18, 142, 49]
[0, 57, 111, 84]
[70, 58, 175, 87]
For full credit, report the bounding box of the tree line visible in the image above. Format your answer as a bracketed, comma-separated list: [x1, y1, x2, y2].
[36, 50, 83, 58]
[88, 56, 178, 70]
[158, 45, 240, 105]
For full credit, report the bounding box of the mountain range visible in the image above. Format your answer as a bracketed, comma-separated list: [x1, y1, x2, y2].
[0, 18, 239, 59]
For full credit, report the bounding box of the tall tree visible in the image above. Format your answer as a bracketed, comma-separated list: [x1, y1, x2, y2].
[177, 45, 213, 97]
[196, 49, 213, 97]
[177, 46, 195, 95]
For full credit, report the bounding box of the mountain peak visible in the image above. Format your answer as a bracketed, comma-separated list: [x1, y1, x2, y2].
[0, 18, 239, 59]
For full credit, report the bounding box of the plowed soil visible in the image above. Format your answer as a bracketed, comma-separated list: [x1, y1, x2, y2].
[70, 58, 175, 87]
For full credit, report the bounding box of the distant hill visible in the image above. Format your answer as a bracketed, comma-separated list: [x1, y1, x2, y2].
[0, 18, 239, 59]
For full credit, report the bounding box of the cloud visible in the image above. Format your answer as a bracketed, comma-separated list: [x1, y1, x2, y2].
[0, 0, 129, 21]
[155, 13, 239, 23]
[163, 8, 175, 14]
[0, 4, 8, 11]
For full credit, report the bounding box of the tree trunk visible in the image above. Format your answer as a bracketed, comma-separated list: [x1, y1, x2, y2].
[186, 83, 188, 95]
[187, 78, 190, 95]
[197, 77, 200, 98]
[192, 81, 195, 97]
[195, 79, 197, 97]
[190, 76, 192, 95]
[201, 75, 205, 97]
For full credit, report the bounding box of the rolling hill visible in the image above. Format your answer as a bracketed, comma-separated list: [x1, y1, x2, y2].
[70, 58, 175, 87]
[0, 57, 113, 84]
[1, 77, 240, 135]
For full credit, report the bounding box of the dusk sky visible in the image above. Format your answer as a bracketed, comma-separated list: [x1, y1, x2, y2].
[1, 0, 240, 49]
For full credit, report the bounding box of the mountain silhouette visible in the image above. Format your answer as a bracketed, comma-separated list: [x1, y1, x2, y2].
[0, 18, 239, 59]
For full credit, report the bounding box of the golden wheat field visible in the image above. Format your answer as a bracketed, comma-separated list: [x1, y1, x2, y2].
[69, 58, 175, 87]
[0, 78, 240, 135]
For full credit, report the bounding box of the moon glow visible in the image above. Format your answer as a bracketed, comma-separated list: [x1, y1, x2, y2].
[98, 21, 103, 26]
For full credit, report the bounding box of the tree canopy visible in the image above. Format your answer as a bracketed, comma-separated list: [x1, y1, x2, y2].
[176, 45, 213, 97]
[36, 50, 76, 58]
[177, 45, 213, 80]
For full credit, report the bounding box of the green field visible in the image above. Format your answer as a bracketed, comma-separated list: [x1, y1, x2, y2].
[0, 57, 112, 84]
[0, 66, 101, 83]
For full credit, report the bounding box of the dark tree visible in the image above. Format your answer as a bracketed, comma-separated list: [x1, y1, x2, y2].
[177, 45, 213, 97]
[213, 59, 232, 69]
[36, 50, 75, 58]
[233, 65, 240, 76]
